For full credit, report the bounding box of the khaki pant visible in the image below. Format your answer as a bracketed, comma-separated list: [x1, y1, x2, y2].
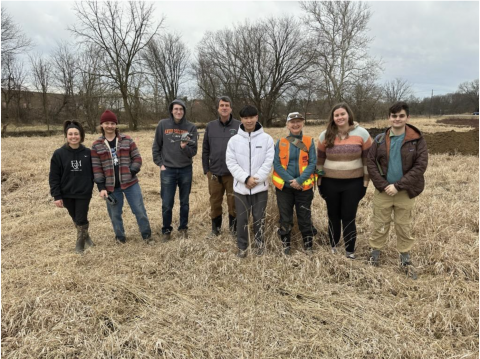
[369, 189, 415, 253]
[207, 172, 236, 219]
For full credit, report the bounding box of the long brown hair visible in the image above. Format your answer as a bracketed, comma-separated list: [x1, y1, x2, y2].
[325, 102, 355, 148]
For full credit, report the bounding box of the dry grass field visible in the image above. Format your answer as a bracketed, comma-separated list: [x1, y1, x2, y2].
[2, 118, 478, 358]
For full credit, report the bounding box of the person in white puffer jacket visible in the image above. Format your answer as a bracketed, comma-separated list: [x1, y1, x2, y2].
[226, 105, 275, 258]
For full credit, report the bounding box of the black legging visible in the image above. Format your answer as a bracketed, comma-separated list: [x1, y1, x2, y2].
[319, 177, 366, 253]
[62, 197, 91, 226]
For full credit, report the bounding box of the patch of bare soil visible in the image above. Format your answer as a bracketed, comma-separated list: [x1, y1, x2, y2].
[365, 128, 479, 156]
[424, 130, 478, 156]
[437, 118, 479, 128]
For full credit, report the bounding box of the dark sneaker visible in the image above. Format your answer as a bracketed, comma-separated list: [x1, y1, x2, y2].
[161, 233, 171, 243]
[178, 229, 188, 239]
[115, 236, 126, 244]
[346, 252, 356, 260]
[237, 249, 247, 258]
[369, 249, 380, 266]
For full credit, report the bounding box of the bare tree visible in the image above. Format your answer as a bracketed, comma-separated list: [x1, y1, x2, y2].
[70, 1, 163, 130]
[143, 33, 190, 107]
[301, 1, 382, 107]
[194, 29, 245, 116]
[383, 77, 413, 103]
[347, 71, 383, 122]
[30, 54, 52, 134]
[52, 41, 78, 120]
[1, 54, 28, 129]
[194, 17, 314, 126]
[458, 79, 479, 112]
[76, 44, 107, 133]
[1, 7, 32, 63]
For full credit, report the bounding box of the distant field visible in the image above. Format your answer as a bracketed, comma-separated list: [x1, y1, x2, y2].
[1, 120, 478, 358]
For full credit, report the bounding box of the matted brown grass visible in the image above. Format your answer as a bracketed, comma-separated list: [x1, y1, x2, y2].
[2, 121, 478, 358]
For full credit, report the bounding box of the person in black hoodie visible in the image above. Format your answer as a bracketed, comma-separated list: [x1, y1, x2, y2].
[152, 99, 198, 241]
[49, 120, 94, 253]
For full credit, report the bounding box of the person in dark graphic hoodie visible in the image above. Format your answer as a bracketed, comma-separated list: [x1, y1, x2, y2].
[49, 120, 94, 254]
[152, 99, 198, 242]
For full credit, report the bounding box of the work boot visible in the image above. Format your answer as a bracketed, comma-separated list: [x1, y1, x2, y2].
[211, 215, 222, 236]
[303, 236, 313, 251]
[369, 249, 381, 266]
[75, 224, 86, 254]
[83, 223, 95, 247]
[400, 252, 418, 280]
[229, 215, 237, 235]
[281, 233, 291, 256]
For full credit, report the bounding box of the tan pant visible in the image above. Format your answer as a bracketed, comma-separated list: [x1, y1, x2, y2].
[207, 172, 236, 219]
[369, 189, 415, 253]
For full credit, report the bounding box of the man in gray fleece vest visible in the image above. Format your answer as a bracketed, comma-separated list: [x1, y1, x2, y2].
[152, 99, 198, 241]
[202, 96, 240, 238]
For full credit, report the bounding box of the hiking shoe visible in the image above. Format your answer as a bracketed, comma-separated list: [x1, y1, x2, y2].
[144, 236, 155, 245]
[237, 249, 247, 258]
[400, 252, 418, 280]
[161, 233, 171, 243]
[115, 236, 126, 244]
[346, 252, 356, 260]
[178, 229, 188, 239]
[369, 249, 381, 266]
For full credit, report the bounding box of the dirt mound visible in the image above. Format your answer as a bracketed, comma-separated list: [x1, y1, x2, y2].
[424, 130, 478, 156]
[365, 128, 479, 156]
[437, 117, 479, 127]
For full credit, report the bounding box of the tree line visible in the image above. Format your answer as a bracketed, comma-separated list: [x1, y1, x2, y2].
[1, 1, 478, 133]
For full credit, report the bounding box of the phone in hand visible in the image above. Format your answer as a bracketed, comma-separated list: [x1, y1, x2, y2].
[106, 193, 117, 205]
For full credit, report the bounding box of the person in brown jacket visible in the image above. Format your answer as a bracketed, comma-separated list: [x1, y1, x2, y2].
[367, 101, 428, 279]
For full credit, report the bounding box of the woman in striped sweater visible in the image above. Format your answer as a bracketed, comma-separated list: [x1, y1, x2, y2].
[317, 103, 372, 259]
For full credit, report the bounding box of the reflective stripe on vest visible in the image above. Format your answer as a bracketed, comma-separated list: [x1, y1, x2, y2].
[272, 136, 316, 190]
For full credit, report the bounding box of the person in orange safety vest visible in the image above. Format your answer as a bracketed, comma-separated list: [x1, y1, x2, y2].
[272, 112, 318, 255]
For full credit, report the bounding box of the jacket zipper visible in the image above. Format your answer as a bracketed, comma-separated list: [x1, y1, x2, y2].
[249, 133, 252, 195]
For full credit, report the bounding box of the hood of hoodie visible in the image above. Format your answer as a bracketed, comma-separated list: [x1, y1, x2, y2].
[239, 122, 263, 138]
[169, 99, 187, 123]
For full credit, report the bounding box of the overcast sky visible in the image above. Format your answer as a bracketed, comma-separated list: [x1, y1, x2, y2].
[2, 1, 479, 99]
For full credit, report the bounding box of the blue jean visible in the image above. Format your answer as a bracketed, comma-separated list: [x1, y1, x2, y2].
[160, 165, 192, 234]
[106, 182, 151, 240]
